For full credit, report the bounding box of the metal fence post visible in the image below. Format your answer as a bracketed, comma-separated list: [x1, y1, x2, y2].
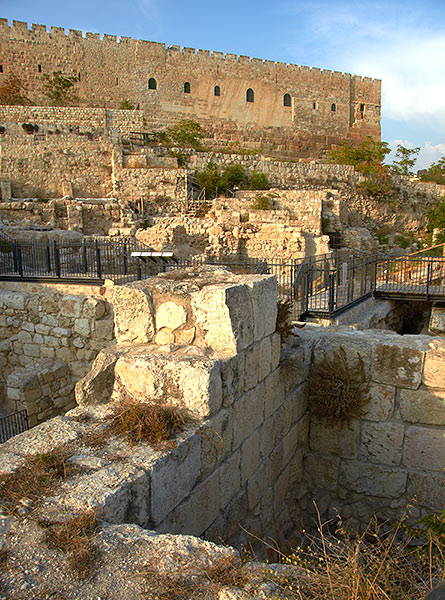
[17, 246, 23, 277]
[53, 240, 61, 278]
[46, 242, 51, 273]
[95, 241, 102, 279]
[328, 271, 335, 313]
[82, 242, 88, 274]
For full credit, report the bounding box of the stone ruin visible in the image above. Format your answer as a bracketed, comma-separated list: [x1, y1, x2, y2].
[0, 267, 443, 598]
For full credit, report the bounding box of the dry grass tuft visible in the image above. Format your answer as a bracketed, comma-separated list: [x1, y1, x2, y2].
[109, 398, 193, 449]
[141, 553, 248, 599]
[276, 300, 293, 342]
[308, 347, 370, 425]
[268, 511, 445, 600]
[41, 509, 99, 579]
[0, 446, 79, 512]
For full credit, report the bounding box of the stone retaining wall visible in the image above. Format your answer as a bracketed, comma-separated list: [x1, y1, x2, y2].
[6, 358, 73, 427]
[295, 326, 445, 529]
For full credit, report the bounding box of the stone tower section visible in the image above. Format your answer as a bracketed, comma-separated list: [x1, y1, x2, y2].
[0, 19, 381, 157]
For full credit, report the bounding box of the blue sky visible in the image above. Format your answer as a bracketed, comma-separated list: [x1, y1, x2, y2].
[1, 0, 445, 170]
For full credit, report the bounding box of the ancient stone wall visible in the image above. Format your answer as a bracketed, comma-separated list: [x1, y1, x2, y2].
[0, 287, 114, 418]
[0, 19, 381, 157]
[296, 327, 445, 529]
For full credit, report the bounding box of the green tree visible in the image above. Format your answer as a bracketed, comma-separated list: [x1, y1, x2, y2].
[391, 144, 420, 176]
[219, 164, 246, 190]
[42, 71, 79, 106]
[418, 156, 445, 185]
[428, 199, 445, 244]
[119, 99, 135, 110]
[330, 136, 391, 175]
[195, 162, 220, 199]
[168, 119, 205, 150]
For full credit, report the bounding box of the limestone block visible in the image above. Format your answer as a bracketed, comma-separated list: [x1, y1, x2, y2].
[191, 283, 254, 353]
[241, 430, 260, 484]
[60, 294, 83, 318]
[283, 417, 308, 468]
[94, 318, 115, 341]
[232, 385, 264, 449]
[400, 388, 445, 425]
[74, 318, 90, 337]
[360, 422, 404, 466]
[114, 353, 223, 419]
[17, 331, 32, 344]
[247, 459, 268, 510]
[75, 350, 118, 405]
[310, 420, 360, 458]
[362, 384, 395, 421]
[313, 335, 372, 380]
[404, 426, 445, 471]
[340, 462, 407, 498]
[260, 415, 276, 458]
[304, 453, 340, 491]
[280, 341, 312, 396]
[155, 301, 187, 331]
[244, 343, 260, 391]
[429, 307, 445, 334]
[220, 353, 245, 407]
[200, 408, 233, 477]
[83, 297, 106, 319]
[286, 382, 308, 424]
[423, 342, 445, 389]
[408, 473, 445, 509]
[274, 464, 290, 518]
[53, 327, 71, 338]
[150, 433, 201, 524]
[0, 292, 26, 310]
[177, 327, 195, 345]
[23, 343, 41, 358]
[40, 295, 59, 314]
[373, 343, 424, 389]
[258, 336, 272, 383]
[270, 332, 281, 371]
[35, 324, 50, 335]
[243, 275, 277, 341]
[274, 399, 293, 441]
[219, 450, 241, 508]
[264, 368, 285, 419]
[154, 328, 175, 345]
[112, 284, 155, 344]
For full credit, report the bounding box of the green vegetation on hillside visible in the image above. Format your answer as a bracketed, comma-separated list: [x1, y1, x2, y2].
[195, 161, 270, 198]
[419, 156, 445, 185]
[42, 71, 79, 106]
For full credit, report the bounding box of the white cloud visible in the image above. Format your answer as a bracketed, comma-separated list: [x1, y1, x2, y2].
[416, 141, 445, 170]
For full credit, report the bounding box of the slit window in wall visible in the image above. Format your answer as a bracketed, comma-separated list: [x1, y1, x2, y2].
[360, 103, 365, 117]
[184, 81, 191, 94]
[283, 93, 291, 107]
[148, 77, 157, 90]
[313, 100, 318, 110]
[246, 88, 254, 103]
[214, 85, 220, 97]
[116, 77, 118, 85]
[37, 64, 42, 73]
[331, 103, 336, 112]
[0, 65, 3, 73]
[78, 72, 81, 81]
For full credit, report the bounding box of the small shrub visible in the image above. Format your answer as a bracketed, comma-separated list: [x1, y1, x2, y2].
[276, 300, 293, 342]
[308, 347, 370, 425]
[42, 509, 99, 579]
[119, 99, 135, 110]
[109, 398, 193, 449]
[250, 194, 273, 210]
[169, 150, 188, 167]
[21, 122, 38, 134]
[42, 71, 79, 106]
[250, 171, 270, 190]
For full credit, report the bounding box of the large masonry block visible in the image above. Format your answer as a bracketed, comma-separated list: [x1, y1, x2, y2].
[400, 388, 445, 425]
[403, 426, 445, 471]
[373, 343, 424, 389]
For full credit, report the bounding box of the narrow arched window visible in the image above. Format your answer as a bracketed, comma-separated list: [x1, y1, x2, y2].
[184, 82, 191, 94]
[148, 77, 157, 90]
[313, 100, 317, 110]
[360, 103, 365, 117]
[283, 93, 291, 107]
[246, 88, 254, 103]
[214, 85, 220, 97]
[331, 103, 336, 112]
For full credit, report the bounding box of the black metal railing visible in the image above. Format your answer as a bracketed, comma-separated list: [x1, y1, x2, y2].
[288, 252, 445, 319]
[0, 409, 29, 443]
[0, 235, 176, 282]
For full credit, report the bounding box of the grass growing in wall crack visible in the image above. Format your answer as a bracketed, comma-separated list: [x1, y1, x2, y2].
[308, 347, 370, 425]
[109, 398, 194, 449]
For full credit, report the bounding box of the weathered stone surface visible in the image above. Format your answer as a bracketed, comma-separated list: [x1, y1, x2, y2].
[219, 451, 241, 508]
[114, 352, 223, 418]
[362, 384, 395, 421]
[243, 275, 277, 341]
[373, 343, 424, 389]
[241, 430, 260, 484]
[112, 284, 155, 344]
[304, 453, 340, 490]
[75, 349, 118, 405]
[400, 388, 445, 425]
[423, 342, 445, 389]
[177, 326, 196, 345]
[429, 306, 445, 335]
[0, 291, 27, 310]
[60, 294, 83, 318]
[244, 343, 260, 391]
[154, 328, 175, 345]
[192, 283, 254, 353]
[232, 385, 264, 449]
[408, 473, 445, 509]
[310, 420, 360, 458]
[340, 462, 407, 497]
[155, 301, 187, 331]
[404, 426, 445, 471]
[360, 422, 404, 466]
[220, 353, 245, 407]
[312, 334, 372, 379]
[258, 335, 271, 382]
